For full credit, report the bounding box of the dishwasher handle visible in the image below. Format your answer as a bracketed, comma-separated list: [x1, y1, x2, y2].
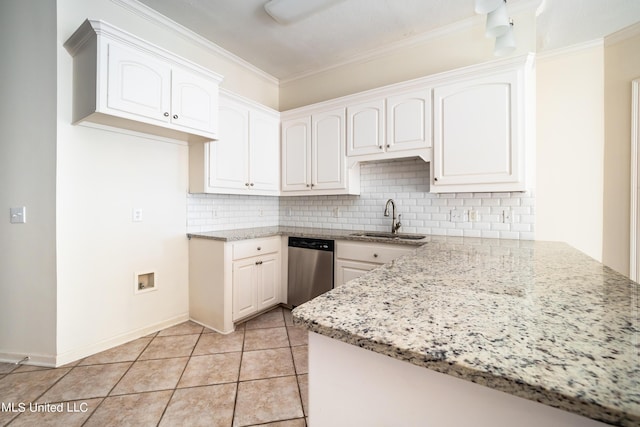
[288, 237, 334, 252]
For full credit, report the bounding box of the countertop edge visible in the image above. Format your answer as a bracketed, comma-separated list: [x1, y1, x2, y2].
[292, 315, 637, 427]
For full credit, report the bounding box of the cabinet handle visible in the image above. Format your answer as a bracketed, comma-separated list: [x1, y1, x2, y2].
[257, 247, 261, 251]
[373, 253, 378, 258]
[255, 260, 263, 265]
[173, 114, 178, 119]
[163, 112, 169, 117]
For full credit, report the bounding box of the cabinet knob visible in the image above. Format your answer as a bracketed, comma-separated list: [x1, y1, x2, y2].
[378, 145, 383, 149]
[434, 177, 439, 182]
[306, 184, 310, 188]
[173, 114, 178, 119]
[257, 247, 261, 251]
[250, 183, 254, 187]
[310, 183, 314, 188]
[163, 112, 169, 117]
[373, 253, 378, 258]
[245, 183, 250, 187]
[386, 144, 390, 148]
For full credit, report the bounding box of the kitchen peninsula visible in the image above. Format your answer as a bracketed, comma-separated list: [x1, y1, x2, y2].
[293, 237, 639, 427]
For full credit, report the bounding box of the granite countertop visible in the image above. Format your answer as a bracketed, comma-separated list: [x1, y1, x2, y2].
[187, 226, 427, 246]
[292, 237, 640, 427]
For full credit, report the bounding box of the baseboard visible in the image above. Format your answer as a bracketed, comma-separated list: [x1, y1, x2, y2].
[0, 352, 57, 368]
[54, 313, 189, 367]
[188, 317, 234, 335]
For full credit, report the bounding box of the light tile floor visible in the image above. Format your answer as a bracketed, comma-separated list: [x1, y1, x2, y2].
[0, 307, 308, 426]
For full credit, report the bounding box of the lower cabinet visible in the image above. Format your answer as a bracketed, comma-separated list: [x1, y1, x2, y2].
[232, 249, 281, 321]
[334, 241, 415, 287]
[189, 236, 285, 333]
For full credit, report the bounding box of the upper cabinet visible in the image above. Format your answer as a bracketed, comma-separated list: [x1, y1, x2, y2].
[190, 91, 280, 195]
[281, 108, 360, 196]
[347, 89, 432, 158]
[431, 55, 534, 193]
[64, 19, 223, 142]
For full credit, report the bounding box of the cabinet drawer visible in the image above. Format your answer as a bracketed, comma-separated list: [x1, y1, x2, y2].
[336, 241, 414, 264]
[233, 237, 280, 260]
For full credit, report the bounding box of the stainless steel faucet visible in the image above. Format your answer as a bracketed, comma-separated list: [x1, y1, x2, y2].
[384, 199, 402, 234]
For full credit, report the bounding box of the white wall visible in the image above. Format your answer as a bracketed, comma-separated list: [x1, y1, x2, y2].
[52, 0, 280, 364]
[280, 9, 536, 110]
[603, 28, 640, 276]
[535, 44, 605, 262]
[0, 0, 58, 364]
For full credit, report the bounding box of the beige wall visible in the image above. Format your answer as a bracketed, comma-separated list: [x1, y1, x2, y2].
[0, 0, 58, 364]
[535, 45, 605, 262]
[279, 10, 535, 110]
[603, 29, 640, 276]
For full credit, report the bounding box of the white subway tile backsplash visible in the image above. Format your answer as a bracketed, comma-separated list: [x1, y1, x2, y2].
[187, 158, 535, 240]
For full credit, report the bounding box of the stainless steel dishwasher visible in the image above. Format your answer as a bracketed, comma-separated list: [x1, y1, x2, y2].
[287, 237, 334, 308]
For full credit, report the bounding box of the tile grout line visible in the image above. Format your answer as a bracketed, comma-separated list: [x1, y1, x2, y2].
[81, 333, 159, 427]
[230, 320, 247, 427]
[155, 326, 205, 427]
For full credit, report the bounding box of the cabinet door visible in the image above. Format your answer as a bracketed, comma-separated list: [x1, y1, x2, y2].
[335, 259, 378, 287]
[257, 254, 281, 311]
[386, 89, 431, 152]
[347, 99, 385, 156]
[171, 68, 219, 136]
[232, 259, 257, 321]
[207, 98, 249, 191]
[312, 108, 346, 190]
[432, 70, 523, 191]
[281, 117, 312, 192]
[106, 43, 171, 124]
[250, 110, 280, 192]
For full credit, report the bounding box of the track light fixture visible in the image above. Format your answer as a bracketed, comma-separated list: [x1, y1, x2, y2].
[474, 0, 516, 56]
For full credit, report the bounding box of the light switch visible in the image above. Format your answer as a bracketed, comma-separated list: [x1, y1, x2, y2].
[10, 207, 26, 224]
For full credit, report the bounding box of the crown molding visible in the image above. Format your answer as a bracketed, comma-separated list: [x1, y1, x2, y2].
[605, 21, 640, 47]
[537, 39, 604, 62]
[280, 0, 541, 86]
[109, 0, 279, 85]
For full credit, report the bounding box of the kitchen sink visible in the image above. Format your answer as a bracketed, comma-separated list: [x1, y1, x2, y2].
[350, 232, 427, 240]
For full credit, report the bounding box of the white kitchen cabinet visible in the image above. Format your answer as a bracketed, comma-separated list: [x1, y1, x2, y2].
[431, 55, 533, 193]
[347, 100, 385, 156]
[281, 108, 359, 195]
[190, 91, 280, 195]
[189, 235, 285, 333]
[334, 241, 415, 286]
[64, 19, 222, 142]
[231, 237, 282, 321]
[386, 89, 432, 152]
[346, 90, 431, 159]
[232, 252, 280, 321]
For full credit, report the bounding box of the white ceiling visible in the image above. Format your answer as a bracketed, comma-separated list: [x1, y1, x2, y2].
[136, 0, 640, 80]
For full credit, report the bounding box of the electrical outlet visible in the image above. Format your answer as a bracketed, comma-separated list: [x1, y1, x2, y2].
[503, 209, 512, 223]
[333, 207, 340, 217]
[287, 208, 293, 217]
[132, 208, 143, 222]
[450, 209, 464, 222]
[469, 209, 478, 222]
[258, 209, 263, 217]
[10, 207, 26, 224]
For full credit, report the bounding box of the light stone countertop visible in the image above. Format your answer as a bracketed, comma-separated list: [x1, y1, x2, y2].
[187, 226, 427, 246]
[292, 237, 640, 427]
[188, 227, 639, 426]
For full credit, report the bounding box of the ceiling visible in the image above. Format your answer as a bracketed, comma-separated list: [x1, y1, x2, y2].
[136, 0, 640, 81]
